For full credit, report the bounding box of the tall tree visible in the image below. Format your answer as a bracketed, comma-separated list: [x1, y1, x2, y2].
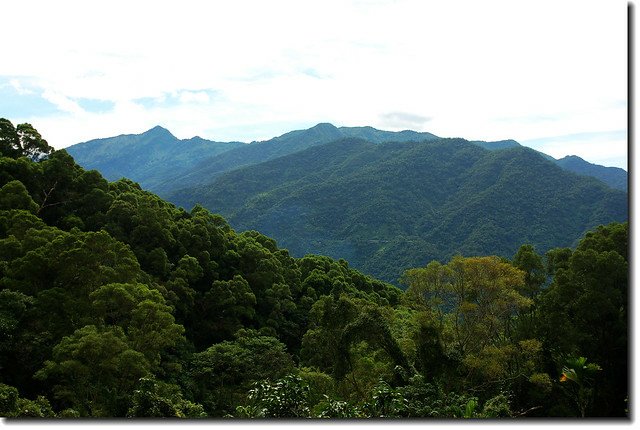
[536, 223, 628, 416]
[0, 118, 53, 160]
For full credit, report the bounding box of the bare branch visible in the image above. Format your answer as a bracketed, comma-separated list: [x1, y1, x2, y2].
[38, 180, 59, 214]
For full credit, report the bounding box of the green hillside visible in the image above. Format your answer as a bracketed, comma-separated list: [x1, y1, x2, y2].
[66, 126, 243, 191]
[169, 138, 627, 283]
[556, 154, 627, 191]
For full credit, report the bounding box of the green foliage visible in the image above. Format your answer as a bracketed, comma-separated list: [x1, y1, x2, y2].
[512, 244, 546, 299]
[559, 356, 602, 417]
[0, 180, 39, 213]
[0, 383, 18, 416]
[403, 255, 530, 356]
[189, 331, 295, 415]
[127, 376, 206, 418]
[362, 380, 409, 417]
[314, 396, 361, 418]
[0, 121, 627, 418]
[398, 376, 477, 418]
[12, 395, 56, 417]
[297, 367, 337, 410]
[0, 118, 53, 160]
[34, 325, 151, 416]
[202, 275, 257, 342]
[0, 289, 33, 347]
[235, 375, 311, 418]
[127, 297, 185, 367]
[536, 223, 627, 416]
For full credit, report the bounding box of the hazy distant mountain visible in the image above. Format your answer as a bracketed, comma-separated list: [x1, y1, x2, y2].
[168, 137, 627, 283]
[556, 155, 627, 191]
[338, 125, 439, 143]
[66, 126, 243, 191]
[152, 123, 441, 195]
[67, 123, 627, 198]
[469, 140, 628, 191]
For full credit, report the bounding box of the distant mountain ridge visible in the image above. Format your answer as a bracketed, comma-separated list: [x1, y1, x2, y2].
[67, 126, 243, 191]
[152, 123, 441, 195]
[556, 154, 627, 191]
[67, 123, 627, 197]
[466, 139, 627, 190]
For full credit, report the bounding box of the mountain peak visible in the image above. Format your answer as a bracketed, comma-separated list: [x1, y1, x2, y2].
[143, 125, 176, 139]
[304, 122, 341, 137]
[558, 155, 583, 162]
[310, 122, 338, 130]
[470, 139, 521, 151]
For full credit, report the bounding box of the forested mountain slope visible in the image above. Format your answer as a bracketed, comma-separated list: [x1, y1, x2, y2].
[152, 123, 441, 195]
[0, 119, 628, 418]
[169, 138, 627, 283]
[66, 126, 243, 191]
[556, 154, 627, 191]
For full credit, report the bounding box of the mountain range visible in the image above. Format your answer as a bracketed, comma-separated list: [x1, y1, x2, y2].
[66, 123, 628, 283]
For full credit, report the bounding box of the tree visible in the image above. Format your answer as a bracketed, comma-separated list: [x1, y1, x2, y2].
[128, 299, 185, 368]
[0, 180, 39, 213]
[189, 330, 295, 415]
[544, 247, 572, 277]
[404, 255, 530, 357]
[300, 294, 360, 375]
[536, 223, 628, 416]
[127, 376, 206, 418]
[337, 306, 412, 382]
[235, 375, 311, 418]
[34, 325, 151, 416]
[89, 282, 185, 368]
[512, 244, 545, 299]
[401, 260, 453, 331]
[0, 384, 56, 417]
[16, 123, 54, 160]
[559, 356, 602, 417]
[90, 283, 160, 327]
[200, 275, 257, 343]
[0, 290, 35, 388]
[0, 119, 19, 158]
[0, 118, 53, 160]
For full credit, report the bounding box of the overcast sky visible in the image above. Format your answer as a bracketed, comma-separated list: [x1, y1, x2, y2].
[0, 0, 628, 168]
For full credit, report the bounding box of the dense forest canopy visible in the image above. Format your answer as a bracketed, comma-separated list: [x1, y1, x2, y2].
[0, 119, 628, 418]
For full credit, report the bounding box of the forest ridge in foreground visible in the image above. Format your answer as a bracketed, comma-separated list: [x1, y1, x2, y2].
[0, 119, 628, 418]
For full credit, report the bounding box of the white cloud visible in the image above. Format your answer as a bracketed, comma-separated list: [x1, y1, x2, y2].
[0, 0, 628, 168]
[40, 89, 86, 115]
[9, 79, 34, 95]
[178, 91, 211, 105]
[378, 112, 432, 130]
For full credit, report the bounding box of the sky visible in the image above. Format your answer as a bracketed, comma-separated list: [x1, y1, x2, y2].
[0, 0, 629, 169]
